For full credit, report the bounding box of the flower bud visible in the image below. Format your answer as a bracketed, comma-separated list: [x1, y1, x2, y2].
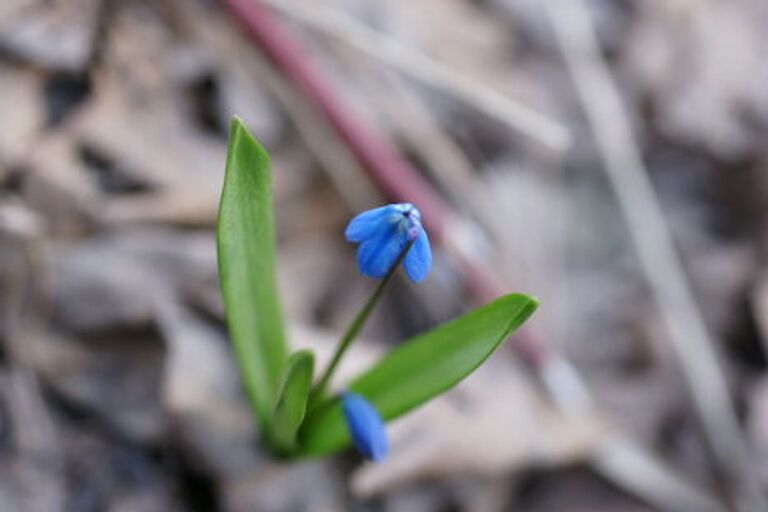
[345, 203, 431, 283]
[341, 392, 388, 461]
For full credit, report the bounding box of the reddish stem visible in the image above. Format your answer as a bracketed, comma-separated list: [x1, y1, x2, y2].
[222, 0, 547, 368]
[223, 0, 450, 239]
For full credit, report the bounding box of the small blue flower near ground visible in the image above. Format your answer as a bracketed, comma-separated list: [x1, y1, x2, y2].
[341, 392, 389, 461]
[345, 203, 432, 282]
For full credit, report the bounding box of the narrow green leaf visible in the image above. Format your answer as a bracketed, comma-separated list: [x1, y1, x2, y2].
[297, 293, 538, 457]
[269, 350, 315, 454]
[217, 117, 287, 429]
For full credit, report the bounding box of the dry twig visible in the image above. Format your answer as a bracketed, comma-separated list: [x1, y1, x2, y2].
[545, 1, 765, 510]
[220, 1, 731, 508]
[260, 0, 572, 153]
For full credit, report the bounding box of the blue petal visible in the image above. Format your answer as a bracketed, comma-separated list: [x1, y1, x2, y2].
[404, 229, 431, 282]
[356, 225, 405, 278]
[342, 393, 388, 461]
[345, 205, 397, 242]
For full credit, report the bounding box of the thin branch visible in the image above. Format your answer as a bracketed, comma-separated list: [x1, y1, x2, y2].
[223, 0, 454, 237]
[545, 1, 765, 510]
[259, 0, 572, 153]
[220, 1, 730, 508]
[247, 46, 381, 211]
[592, 435, 727, 512]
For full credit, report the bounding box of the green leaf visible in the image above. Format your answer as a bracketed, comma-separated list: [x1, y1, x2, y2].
[268, 350, 315, 454]
[217, 117, 288, 429]
[297, 293, 538, 457]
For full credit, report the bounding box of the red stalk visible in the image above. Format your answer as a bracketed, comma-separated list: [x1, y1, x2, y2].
[222, 0, 546, 367]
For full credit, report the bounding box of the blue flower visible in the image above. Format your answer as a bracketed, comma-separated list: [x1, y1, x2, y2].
[341, 392, 388, 461]
[345, 203, 431, 282]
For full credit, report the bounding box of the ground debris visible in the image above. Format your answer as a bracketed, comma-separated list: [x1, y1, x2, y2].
[0, 0, 766, 510]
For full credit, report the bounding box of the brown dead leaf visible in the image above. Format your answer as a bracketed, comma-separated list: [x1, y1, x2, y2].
[0, 0, 100, 71]
[350, 357, 601, 497]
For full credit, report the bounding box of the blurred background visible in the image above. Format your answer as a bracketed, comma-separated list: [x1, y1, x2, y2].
[1, 0, 767, 510]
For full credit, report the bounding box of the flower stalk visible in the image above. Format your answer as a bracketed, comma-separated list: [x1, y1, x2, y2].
[311, 239, 414, 403]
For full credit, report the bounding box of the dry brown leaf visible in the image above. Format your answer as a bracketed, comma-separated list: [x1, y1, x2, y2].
[294, 325, 601, 497]
[0, 65, 44, 164]
[0, 0, 99, 70]
[625, 0, 768, 157]
[351, 357, 601, 497]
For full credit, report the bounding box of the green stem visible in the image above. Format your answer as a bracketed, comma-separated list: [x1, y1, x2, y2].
[311, 240, 414, 402]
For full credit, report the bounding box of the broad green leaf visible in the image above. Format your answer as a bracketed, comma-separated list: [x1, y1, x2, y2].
[297, 293, 538, 457]
[268, 350, 315, 454]
[217, 117, 287, 429]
